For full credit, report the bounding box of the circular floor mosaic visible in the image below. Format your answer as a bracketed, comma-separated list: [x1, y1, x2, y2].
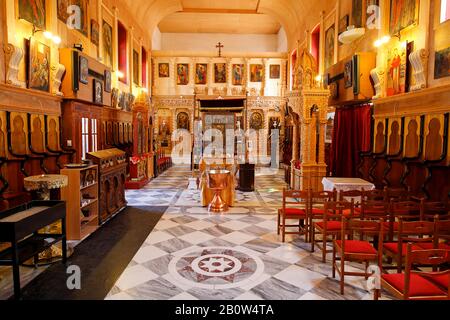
[168, 247, 264, 289]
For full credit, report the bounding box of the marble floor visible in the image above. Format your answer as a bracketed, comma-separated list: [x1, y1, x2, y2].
[107, 166, 393, 300]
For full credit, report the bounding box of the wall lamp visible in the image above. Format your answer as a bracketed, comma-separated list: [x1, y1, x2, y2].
[31, 25, 61, 45]
[374, 36, 391, 48]
[116, 70, 125, 79]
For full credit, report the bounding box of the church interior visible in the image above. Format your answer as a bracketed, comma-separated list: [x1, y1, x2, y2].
[0, 0, 449, 301]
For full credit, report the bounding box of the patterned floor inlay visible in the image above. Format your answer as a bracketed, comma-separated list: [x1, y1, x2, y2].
[108, 166, 396, 300]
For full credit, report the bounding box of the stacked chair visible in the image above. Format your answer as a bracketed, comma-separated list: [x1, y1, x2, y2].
[276, 186, 450, 300]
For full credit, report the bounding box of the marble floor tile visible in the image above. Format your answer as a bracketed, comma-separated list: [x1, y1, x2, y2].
[169, 292, 199, 300]
[145, 231, 175, 245]
[266, 244, 309, 264]
[126, 277, 183, 300]
[115, 265, 159, 291]
[275, 265, 327, 291]
[142, 255, 172, 276]
[153, 238, 193, 253]
[132, 245, 168, 264]
[219, 231, 258, 245]
[179, 231, 215, 245]
[220, 220, 251, 231]
[184, 220, 215, 231]
[187, 287, 245, 300]
[250, 277, 305, 300]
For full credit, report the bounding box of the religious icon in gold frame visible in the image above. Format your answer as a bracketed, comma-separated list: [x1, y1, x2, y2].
[28, 39, 50, 92]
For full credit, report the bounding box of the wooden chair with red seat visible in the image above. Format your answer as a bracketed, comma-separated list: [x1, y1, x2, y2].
[311, 200, 354, 262]
[361, 189, 386, 202]
[277, 189, 309, 243]
[418, 218, 450, 251]
[339, 190, 363, 215]
[386, 200, 421, 242]
[333, 218, 384, 295]
[383, 219, 435, 273]
[360, 200, 389, 221]
[308, 190, 337, 243]
[376, 244, 450, 300]
[419, 200, 450, 221]
[384, 186, 412, 202]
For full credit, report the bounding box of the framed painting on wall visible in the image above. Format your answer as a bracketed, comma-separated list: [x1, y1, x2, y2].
[18, 0, 46, 29]
[104, 70, 111, 93]
[232, 64, 244, 85]
[250, 64, 263, 82]
[133, 50, 140, 85]
[389, 0, 419, 36]
[28, 39, 50, 92]
[214, 63, 227, 83]
[324, 25, 335, 71]
[57, 0, 89, 36]
[93, 79, 103, 105]
[434, 47, 450, 79]
[195, 64, 208, 85]
[79, 55, 89, 84]
[344, 60, 353, 88]
[270, 65, 280, 79]
[339, 15, 349, 35]
[91, 19, 99, 46]
[386, 41, 407, 96]
[177, 64, 189, 85]
[159, 63, 169, 77]
[351, 0, 363, 27]
[102, 21, 113, 68]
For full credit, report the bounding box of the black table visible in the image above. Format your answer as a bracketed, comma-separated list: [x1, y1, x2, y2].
[238, 163, 255, 192]
[0, 201, 67, 299]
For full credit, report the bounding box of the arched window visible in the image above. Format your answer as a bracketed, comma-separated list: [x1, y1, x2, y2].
[441, 0, 450, 23]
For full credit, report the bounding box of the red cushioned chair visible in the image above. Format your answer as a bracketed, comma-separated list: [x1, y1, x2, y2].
[419, 200, 450, 221]
[383, 219, 435, 273]
[333, 218, 384, 295]
[384, 186, 412, 202]
[417, 219, 450, 251]
[339, 190, 364, 216]
[308, 190, 337, 243]
[360, 200, 389, 221]
[376, 244, 450, 300]
[361, 189, 386, 202]
[386, 200, 421, 242]
[277, 189, 309, 243]
[311, 200, 354, 263]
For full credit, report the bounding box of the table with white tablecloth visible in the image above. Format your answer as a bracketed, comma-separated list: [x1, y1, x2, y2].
[322, 177, 375, 203]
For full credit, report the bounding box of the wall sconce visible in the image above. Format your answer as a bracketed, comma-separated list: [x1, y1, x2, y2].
[32, 25, 61, 45]
[374, 36, 391, 48]
[116, 70, 125, 79]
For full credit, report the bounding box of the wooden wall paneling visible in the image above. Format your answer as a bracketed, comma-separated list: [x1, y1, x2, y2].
[385, 117, 406, 188]
[45, 115, 75, 169]
[370, 118, 389, 189]
[401, 115, 426, 196]
[0, 111, 9, 198]
[358, 115, 375, 181]
[119, 123, 124, 145]
[28, 114, 48, 174]
[423, 113, 449, 200]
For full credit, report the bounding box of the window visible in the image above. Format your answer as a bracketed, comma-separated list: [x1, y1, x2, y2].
[441, 0, 450, 23]
[81, 118, 98, 160]
[118, 21, 128, 83]
[142, 48, 147, 87]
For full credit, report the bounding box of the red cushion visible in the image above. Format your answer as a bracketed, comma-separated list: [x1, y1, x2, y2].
[355, 207, 361, 213]
[424, 274, 450, 290]
[335, 240, 377, 254]
[417, 242, 450, 250]
[311, 208, 325, 216]
[383, 243, 422, 255]
[315, 221, 342, 231]
[382, 273, 446, 297]
[279, 208, 307, 216]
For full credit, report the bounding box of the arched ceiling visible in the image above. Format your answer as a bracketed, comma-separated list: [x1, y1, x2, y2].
[123, 0, 334, 49]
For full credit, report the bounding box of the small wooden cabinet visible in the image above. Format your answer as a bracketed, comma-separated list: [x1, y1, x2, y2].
[87, 149, 127, 224]
[61, 165, 99, 240]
